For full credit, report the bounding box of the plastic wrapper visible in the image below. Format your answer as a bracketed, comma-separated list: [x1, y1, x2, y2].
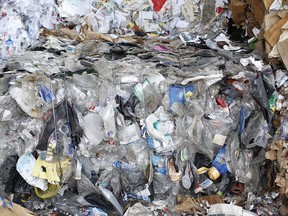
[124, 202, 152, 216]
[84, 192, 115, 215]
[188, 115, 214, 159]
[225, 131, 263, 188]
[77, 174, 97, 195]
[241, 112, 270, 149]
[153, 172, 173, 195]
[251, 73, 272, 128]
[51, 192, 109, 215]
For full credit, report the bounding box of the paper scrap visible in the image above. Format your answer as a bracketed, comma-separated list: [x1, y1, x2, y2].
[213, 134, 226, 146]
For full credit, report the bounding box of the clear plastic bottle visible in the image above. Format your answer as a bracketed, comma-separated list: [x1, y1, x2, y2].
[216, 173, 231, 196]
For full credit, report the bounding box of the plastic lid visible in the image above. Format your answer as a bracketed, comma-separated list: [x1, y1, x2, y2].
[208, 166, 221, 180]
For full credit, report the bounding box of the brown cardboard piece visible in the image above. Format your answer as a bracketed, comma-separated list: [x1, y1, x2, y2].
[278, 37, 288, 69]
[255, 28, 267, 59]
[174, 195, 223, 214]
[229, 0, 247, 25]
[278, 10, 288, 19]
[0, 200, 35, 216]
[246, 19, 260, 38]
[268, 58, 282, 65]
[265, 16, 288, 47]
[265, 40, 273, 55]
[246, 0, 265, 26]
[264, 12, 281, 31]
[263, 0, 274, 11]
[84, 32, 115, 42]
[246, 11, 254, 19]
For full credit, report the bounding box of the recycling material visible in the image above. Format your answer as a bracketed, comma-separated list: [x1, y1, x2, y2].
[0, 0, 288, 215]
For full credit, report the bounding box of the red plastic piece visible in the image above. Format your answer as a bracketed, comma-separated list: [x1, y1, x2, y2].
[152, 0, 166, 12]
[216, 97, 227, 108]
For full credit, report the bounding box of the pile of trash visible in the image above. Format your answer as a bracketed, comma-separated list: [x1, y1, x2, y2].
[0, 25, 286, 216]
[0, 0, 227, 64]
[0, 1, 288, 216]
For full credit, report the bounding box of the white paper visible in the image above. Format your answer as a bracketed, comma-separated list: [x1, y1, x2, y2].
[240, 57, 263, 70]
[1, 110, 13, 121]
[208, 204, 243, 216]
[140, 11, 153, 20]
[269, 0, 283, 12]
[176, 19, 189, 28]
[172, 0, 185, 15]
[213, 134, 226, 146]
[59, 0, 91, 17]
[252, 27, 260, 37]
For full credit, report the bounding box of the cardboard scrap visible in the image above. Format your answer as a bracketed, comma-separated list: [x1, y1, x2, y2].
[246, 0, 266, 26]
[278, 9, 288, 19]
[41, 28, 116, 42]
[265, 40, 273, 57]
[268, 21, 288, 58]
[264, 12, 281, 31]
[174, 195, 223, 214]
[266, 140, 288, 196]
[278, 37, 288, 69]
[263, 0, 275, 11]
[84, 32, 115, 42]
[0, 199, 35, 216]
[229, 0, 247, 25]
[279, 204, 288, 216]
[265, 15, 288, 47]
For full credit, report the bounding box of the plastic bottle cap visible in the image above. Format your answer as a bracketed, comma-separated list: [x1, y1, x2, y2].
[208, 166, 220, 180]
[216, 191, 223, 196]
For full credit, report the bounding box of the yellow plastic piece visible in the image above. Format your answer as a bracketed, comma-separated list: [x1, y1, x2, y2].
[208, 166, 221, 180]
[32, 158, 60, 184]
[196, 167, 210, 174]
[33, 157, 70, 199]
[148, 33, 158, 37]
[197, 166, 221, 181]
[185, 91, 193, 99]
[35, 183, 60, 199]
[129, 22, 135, 29]
[32, 157, 71, 184]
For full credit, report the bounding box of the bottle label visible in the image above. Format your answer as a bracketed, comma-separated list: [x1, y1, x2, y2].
[200, 178, 213, 189]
